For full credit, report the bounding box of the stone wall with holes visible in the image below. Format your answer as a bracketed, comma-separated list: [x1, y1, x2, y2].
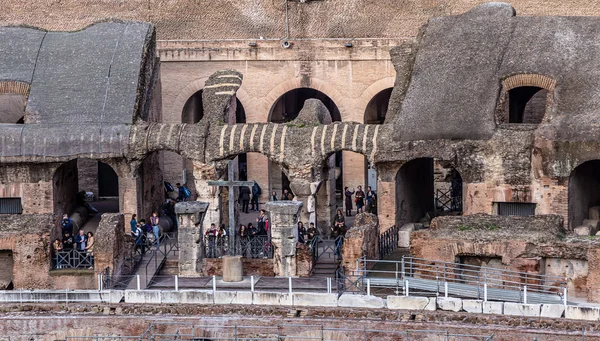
[341, 213, 379, 273]
[0, 163, 57, 215]
[3, 302, 600, 340]
[410, 214, 600, 302]
[94, 214, 127, 283]
[0, 214, 53, 289]
[200, 258, 274, 277]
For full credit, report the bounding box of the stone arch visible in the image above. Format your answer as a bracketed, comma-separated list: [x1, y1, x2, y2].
[496, 74, 556, 125]
[262, 78, 348, 122]
[356, 77, 395, 123]
[0, 80, 30, 124]
[395, 157, 463, 227]
[53, 159, 120, 226]
[170, 77, 250, 123]
[568, 160, 600, 230]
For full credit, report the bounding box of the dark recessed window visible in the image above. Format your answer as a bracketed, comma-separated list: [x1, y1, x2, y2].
[0, 198, 23, 214]
[495, 202, 536, 216]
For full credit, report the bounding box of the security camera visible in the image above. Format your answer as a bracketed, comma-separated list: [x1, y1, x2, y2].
[281, 40, 292, 49]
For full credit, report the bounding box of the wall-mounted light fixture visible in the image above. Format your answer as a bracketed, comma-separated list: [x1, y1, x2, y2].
[248, 42, 258, 47]
[344, 42, 353, 48]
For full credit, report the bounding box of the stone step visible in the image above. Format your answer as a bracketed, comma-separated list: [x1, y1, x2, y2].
[313, 263, 338, 270]
[312, 269, 336, 276]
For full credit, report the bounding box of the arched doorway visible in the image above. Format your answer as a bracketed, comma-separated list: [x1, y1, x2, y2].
[395, 158, 463, 228]
[347, 87, 393, 205]
[54, 159, 120, 232]
[268, 88, 342, 203]
[568, 160, 600, 229]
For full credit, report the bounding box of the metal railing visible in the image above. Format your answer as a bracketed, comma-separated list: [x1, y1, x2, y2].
[144, 233, 179, 288]
[348, 256, 568, 304]
[53, 249, 94, 269]
[202, 235, 272, 259]
[378, 225, 399, 259]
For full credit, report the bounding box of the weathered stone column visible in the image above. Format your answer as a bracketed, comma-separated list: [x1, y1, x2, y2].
[192, 161, 222, 234]
[176, 201, 209, 277]
[266, 201, 302, 277]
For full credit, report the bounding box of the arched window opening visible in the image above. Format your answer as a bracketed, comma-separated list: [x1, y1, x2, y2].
[396, 158, 463, 228]
[508, 86, 547, 124]
[267, 88, 341, 230]
[268, 88, 341, 123]
[568, 160, 600, 230]
[364, 88, 392, 124]
[0, 94, 26, 124]
[182, 90, 204, 124]
[53, 159, 120, 230]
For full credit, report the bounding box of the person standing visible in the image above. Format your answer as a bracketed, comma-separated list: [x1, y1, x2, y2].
[61, 214, 73, 236]
[62, 231, 74, 268]
[344, 187, 355, 216]
[130, 214, 138, 235]
[75, 229, 87, 253]
[205, 223, 218, 258]
[366, 186, 377, 214]
[134, 224, 146, 255]
[150, 212, 160, 247]
[239, 186, 251, 213]
[333, 209, 346, 237]
[281, 189, 292, 201]
[85, 232, 95, 268]
[251, 182, 261, 211]
[53, 238, 63, 269]
[270, 191, 278, 201]
[297, 221, 306, 244]
[355, 185, 365, 214]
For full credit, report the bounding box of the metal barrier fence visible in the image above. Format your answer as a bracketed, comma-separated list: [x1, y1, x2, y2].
[347, 256, 567, 304]
[202, 235, 272, 259]
[378, 225, 399, 259]
[53, 249, 94, 269]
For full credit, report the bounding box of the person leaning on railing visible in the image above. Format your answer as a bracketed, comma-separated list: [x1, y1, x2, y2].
[52, 238, 63, 269]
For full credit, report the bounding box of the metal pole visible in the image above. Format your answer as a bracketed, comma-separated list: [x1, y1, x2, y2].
[136, 275, 141, 291]
[484, 282, 488, 302]
[444, 282, 448, 298]
[251, 275, 255, 293]
[367, 279, 371, 296]
[175, 275, 179, 291]
[564, 287, 568, 306]
[405, 279, 409, 297]
[523, 285, 528, 304]
[98, 273, 102, 291]
[213, 275, 217, 293]
[401, 256, 405, 278]
[289, 276, 293, 295]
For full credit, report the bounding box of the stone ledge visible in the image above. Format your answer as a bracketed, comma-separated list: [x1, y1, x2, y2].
[387, 296, 435, 311]
[338, 294, 385, 309]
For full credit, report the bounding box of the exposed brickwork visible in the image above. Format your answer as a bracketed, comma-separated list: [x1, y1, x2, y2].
[200, 258, 274, 277]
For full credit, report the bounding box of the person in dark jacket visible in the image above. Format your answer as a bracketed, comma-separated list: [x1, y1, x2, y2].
[251, 182, 261, 211]
[239, 186, 251, 213]
[344, 187, 355, 216]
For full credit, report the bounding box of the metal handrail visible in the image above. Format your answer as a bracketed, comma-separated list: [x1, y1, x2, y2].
[144, 233, 179, 287]
[352, 256, 567, 303]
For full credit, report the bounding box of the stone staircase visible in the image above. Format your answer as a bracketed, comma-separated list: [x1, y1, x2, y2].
[311, 238, 339, 279]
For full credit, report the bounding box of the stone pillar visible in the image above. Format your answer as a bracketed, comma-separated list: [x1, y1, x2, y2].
[266, 201, 302, 277]
[376, 162, 401, 233]
[192, 161, 222, 234]
[223, 255, 243, 282]
[176, 201, 209, 277]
